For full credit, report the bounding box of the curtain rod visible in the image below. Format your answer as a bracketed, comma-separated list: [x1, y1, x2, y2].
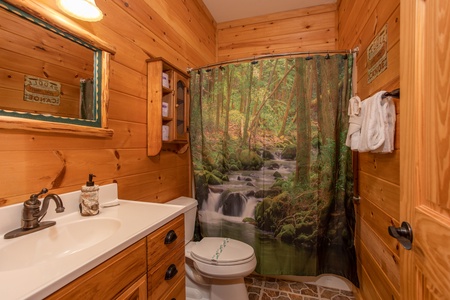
[188, 48, 359, 72]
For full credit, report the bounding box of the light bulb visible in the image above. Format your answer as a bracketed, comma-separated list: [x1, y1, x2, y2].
[57, 0, 103, 22]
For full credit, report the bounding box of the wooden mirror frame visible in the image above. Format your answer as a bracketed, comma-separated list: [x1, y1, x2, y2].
[0, 0, 116, 137]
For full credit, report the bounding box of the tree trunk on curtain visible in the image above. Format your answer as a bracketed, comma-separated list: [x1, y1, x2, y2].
[294, 58, 311, 186]
[241, 64, 253, 150]
[317, 57, 340, 144]
[248, 64, 294, 143]
[216, 69, 223, 131]
[190, 55, 359, 287]
[278, 80, 295, 138]
[222, 67, 233, 158]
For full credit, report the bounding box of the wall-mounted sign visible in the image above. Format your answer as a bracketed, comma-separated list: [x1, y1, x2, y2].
[367, 24, 388, 83]
[23, 75, 61, 105]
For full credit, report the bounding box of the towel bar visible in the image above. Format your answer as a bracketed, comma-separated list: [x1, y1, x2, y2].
[382, 88, 400, 99]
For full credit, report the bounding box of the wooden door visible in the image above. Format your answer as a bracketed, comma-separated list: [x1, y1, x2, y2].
[401, 0, 450, 299]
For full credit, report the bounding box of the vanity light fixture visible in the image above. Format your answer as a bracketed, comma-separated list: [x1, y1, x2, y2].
[56, 0, 103, 22]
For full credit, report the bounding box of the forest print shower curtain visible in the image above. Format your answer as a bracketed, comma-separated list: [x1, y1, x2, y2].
[190, 55, 359, 286]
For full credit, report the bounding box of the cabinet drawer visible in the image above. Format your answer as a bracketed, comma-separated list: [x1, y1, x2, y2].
[148, 245, 185, 300]
[46, 238, 147, 300]
[163, 277, 186, 300]
[147, 214, 184, 270]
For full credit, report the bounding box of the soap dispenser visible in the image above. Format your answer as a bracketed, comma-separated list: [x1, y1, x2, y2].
[79, 174, 99, 216]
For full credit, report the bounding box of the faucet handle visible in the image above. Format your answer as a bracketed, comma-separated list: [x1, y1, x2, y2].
[29, 188, 48, 203]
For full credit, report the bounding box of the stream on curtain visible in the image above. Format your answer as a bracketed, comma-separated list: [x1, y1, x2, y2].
[189, 55, 359, 286]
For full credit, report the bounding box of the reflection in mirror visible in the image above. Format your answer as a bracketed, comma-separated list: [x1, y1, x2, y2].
[0, 1, 103, 128]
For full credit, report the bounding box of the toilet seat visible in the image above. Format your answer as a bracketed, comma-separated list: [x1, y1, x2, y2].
[187, 237, 257, 279]
[190, 237, 254, 266]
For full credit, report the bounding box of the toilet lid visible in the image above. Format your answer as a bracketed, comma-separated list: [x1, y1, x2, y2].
[190, 237, 255, 266]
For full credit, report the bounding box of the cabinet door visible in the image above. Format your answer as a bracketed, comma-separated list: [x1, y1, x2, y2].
[173, 72, 189, 141]
[46, 239, 147, 300]
[116, 275, 147, 300]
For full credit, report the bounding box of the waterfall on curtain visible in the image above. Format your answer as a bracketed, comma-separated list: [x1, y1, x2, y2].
[189, 54, 359, 286]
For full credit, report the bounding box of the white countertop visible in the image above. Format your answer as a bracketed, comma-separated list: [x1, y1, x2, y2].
[0, 184, 186, 300]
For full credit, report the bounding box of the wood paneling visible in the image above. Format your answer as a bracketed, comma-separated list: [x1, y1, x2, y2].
[217, 4, 337, 61]
[0, 0, 215, 207]
[357, 238, 399, 300]
[358, 151, 400, 185]
[338, 0, 400, 299]
[357, 218, 400, 290]
[356, 264, 382, 300]
[359, 172, 400, 221]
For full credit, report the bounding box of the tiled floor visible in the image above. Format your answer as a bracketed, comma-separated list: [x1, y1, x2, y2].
[245, 274, 355, 300]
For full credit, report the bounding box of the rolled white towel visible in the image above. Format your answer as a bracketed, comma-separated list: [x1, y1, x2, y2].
[345, 96, 362, 150]
[348, 95, 362, 117]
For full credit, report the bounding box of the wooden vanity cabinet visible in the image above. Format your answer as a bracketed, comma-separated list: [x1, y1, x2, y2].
[46, 239, 147, 300]
[46, 216, 185, 300]
[147, 58, 190, 156]
[147, 214, 186, 300]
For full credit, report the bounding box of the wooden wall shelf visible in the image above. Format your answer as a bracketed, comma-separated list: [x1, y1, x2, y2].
[147, 58, 190, 156]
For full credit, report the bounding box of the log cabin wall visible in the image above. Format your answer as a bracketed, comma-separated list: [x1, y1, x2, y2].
[217, 3, 337, 62]
[338, 0, 401, 299]
[0, 0, 216, 207]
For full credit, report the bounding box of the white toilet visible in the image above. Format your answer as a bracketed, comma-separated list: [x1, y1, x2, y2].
[168, 197, 257, 300]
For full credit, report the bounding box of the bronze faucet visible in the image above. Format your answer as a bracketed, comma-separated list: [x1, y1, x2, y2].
[4, 188, 65, 239]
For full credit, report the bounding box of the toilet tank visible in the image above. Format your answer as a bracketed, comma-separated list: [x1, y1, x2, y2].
[167, 197, 198, 245]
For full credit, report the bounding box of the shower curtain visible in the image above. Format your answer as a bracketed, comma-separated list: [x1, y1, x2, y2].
[189, 54, 359, 286]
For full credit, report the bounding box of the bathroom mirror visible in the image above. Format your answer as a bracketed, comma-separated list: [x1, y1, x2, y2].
[0, 0, 115, 137]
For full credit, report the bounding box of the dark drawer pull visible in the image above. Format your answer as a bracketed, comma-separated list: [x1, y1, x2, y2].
[165, 264, 178, 280]
[164, 230, 178, 244]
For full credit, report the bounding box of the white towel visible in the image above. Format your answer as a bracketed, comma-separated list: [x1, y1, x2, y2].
[371, 95, 396, 153]
[357, 91, 396, 153]
[348, 95, 362, 117]
[345, 96, 362, 150]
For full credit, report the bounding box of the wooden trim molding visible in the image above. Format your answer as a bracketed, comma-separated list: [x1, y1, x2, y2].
[0, 116, 114, 138]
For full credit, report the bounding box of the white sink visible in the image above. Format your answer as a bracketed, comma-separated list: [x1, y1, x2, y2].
[0, 183, 186, 300]
[0, 218, 121, 271]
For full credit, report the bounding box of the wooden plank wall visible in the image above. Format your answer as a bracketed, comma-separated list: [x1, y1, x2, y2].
[217, 3, 337, 61]
[338, 0, 401, 299]
[0, 0, 216, 207]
